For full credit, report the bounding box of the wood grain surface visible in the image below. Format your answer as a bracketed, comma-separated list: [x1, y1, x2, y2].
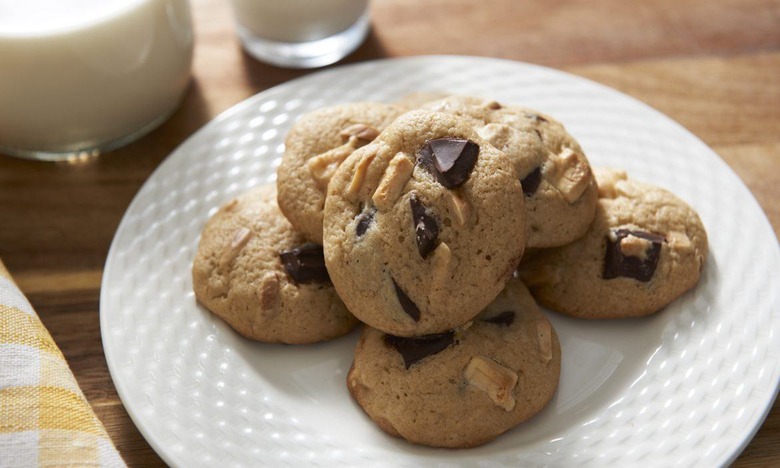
[1, 0, 778, 465]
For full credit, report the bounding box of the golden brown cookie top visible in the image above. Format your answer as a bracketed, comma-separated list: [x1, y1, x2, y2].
[192, 184, 358, 343]
[519, 168, 708, 318]
[422, 95, 599, 248]
[347, 278, 561, 448]
[277, 102, 405, 243]
[324, 109, 526, 337]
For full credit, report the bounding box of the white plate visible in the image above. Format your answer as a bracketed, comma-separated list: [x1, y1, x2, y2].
[101, 56, 780, 467]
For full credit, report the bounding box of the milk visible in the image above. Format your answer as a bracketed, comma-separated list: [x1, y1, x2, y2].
[0, 0, 194, 158]
[231, 0, 368, 43]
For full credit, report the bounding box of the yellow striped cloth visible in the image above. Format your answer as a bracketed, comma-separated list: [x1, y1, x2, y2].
[0, 259, 125, 467]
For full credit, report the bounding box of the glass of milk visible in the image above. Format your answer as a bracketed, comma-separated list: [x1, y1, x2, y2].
[0, 0, 194, 161]
[230, 0, 369, 69]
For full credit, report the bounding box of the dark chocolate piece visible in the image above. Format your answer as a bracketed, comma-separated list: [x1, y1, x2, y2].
[603, 229, 665, 282]
[409, 192, 439, 258]
[279, 243, 329, 284]
[529, 113, 548, 123]
[355, 206, 376, 237]
[417, 137, 479, 189]
[482, 310, 515, 327]
[384, 331, 455, 369]
[520, 167, 542, 197]
[393, 278, 420, 321]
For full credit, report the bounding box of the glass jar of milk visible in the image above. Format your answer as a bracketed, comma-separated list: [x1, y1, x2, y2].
[230, 0, 369, 69]
[0, 0, 194, 161]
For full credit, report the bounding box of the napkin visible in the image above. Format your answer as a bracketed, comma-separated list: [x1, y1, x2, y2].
[0, 259, 125, 467]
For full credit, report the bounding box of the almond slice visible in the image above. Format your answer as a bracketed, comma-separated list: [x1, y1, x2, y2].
[219, 226, 252, 269]
[372, 153, 414, 210]
[347, 151, 377, 196]
[549, 148, 592, 203]
[307, 144, 354, 190]
[464, 356, 518, 411]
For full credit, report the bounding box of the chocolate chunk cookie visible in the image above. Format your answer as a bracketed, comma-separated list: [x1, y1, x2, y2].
[347, 278, 561, 448]
[422, 95, 598, 248]
[277, 102, 405, 243]
[323, 110, 526, 337]
[518, 168, 708, 318]
[192, 185, 359, 343]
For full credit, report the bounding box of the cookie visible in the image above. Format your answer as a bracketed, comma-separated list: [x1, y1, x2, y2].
[518, 168, 708, 318]
[347, 278, 561, 448]
[323, 109, 526, 337]
[277, 102, 405, 243]
[192, 185, 359, 344]
[422, 95, 598, 248]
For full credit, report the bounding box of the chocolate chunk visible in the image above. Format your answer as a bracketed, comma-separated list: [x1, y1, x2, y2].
[603, 229, 665, 282]
[520, 167, 542, 197]
[409, 192, 439, 258]
[279, 243, 329, 284]
[483, 311, 515, 327]
[355, 206, 376, 237]
[417, 137, 479, 189]
[529, 113, 548, 123]
[393, 278, 420, 321]
[384, 331, 455, 369]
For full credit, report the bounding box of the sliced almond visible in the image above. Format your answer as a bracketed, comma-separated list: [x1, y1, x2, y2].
[478, 123, 515, 153]
[219, 226, 252, 270]
[372, 152, 414, 210]
[619, 234, 654, 260]
[447, 191, 470, 226]
[668, 231, 692, 250]
[429, 242, 452, 295]
[255, 272, 280, 318]
[549, 148, 592, 203]
[537, 320, 553, 363]
[347, 150, 377, 196]
[340, 123, 380, 144]
[464, 356, 518, 411]
[307, 144, 354, 190]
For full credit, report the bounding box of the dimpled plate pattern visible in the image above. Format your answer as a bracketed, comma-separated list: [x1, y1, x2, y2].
[101, 56, 780, 467]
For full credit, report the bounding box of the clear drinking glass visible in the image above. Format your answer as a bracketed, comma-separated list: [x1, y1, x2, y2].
[0, 0, 194, 161]
[230, 0, 370, 69]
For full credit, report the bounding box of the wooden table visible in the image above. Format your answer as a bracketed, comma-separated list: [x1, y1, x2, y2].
[1, 0, 778, 465]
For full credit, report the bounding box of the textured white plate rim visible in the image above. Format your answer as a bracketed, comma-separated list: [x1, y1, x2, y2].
[100, 55, 780, 467]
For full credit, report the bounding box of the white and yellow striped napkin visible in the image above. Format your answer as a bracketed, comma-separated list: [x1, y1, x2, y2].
[0, 259, 125, 467]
